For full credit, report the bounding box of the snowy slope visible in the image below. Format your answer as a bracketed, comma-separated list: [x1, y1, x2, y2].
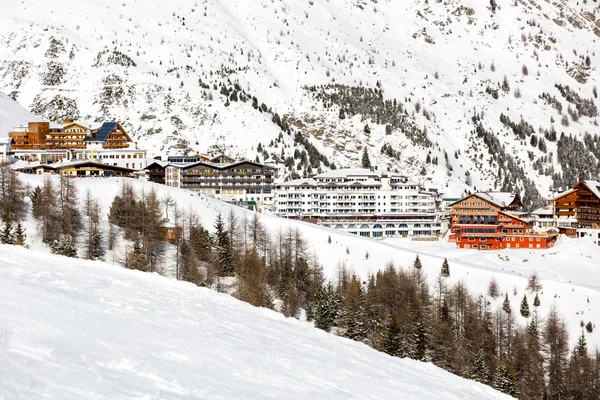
[0, 245, 512, 400]
[15, 174, 600, 350]
[0, 92, 39, 138]
[0, 0, 599, 201]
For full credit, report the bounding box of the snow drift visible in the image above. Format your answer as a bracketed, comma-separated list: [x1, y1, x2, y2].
[0, 245, 511, 399]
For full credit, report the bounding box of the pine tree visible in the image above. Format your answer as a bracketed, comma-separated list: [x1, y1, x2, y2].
[441, 258, 450, 277]
[50, 236, 77, 258]
[585, 321, 593, 333]
[308, 282, 340, 332]
[214, 213, 234, 276]
[381, 314, 402, 357]
[520, 294, 530, 318]
[471, 348, 490, 384]
[0, 219, 12, 244]
[502, 293, 511, 314]
[493, 357, 518, 397]
[125, 240, 149, 271]
[13, 223, 25, 246]
[413, 319, 428, 361]
[413, 255, 422, 270]
[361, 147, 372, 169]
[533, 293, 540, 307]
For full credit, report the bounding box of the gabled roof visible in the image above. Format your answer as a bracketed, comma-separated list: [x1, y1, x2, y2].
[85, 122, 132, 143]
[552, 188, 576, 201]
[63, 122, 90, 130]
[581, 180, 600, 201]
[450, 192, 518, 208]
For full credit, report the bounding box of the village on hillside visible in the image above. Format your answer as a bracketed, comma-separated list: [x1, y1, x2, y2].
[1, 118, 599, 249]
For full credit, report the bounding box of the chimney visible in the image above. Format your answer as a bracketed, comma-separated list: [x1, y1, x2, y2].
[63, 119, 74, 125]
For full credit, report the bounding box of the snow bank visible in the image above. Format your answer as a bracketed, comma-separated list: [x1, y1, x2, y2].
[0, 245, 511, 399]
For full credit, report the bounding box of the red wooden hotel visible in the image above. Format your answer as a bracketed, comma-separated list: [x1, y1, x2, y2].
[449, 192, 558, 250]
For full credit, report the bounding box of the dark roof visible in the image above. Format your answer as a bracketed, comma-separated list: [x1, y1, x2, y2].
[180, 160, 269, 171]
[86, 122, 118, 142]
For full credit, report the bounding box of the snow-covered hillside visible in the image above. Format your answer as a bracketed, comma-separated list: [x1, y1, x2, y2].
[0, 92, 38, 137]
[15, 174, 600, 351]
[0, 245, 512, 399]
[1, 0, 599, 205]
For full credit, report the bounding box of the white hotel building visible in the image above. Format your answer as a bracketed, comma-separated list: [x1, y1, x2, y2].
[273, 169, 442, 238]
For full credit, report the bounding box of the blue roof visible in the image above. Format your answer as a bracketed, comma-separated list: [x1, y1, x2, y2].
[88, 122, 118, 142]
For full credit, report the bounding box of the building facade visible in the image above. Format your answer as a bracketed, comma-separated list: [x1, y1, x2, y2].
[7, 120, 147, 170]
[164, 160, 274, 202]
[449, 192, 558, 250]
[273, 169, 442, 238]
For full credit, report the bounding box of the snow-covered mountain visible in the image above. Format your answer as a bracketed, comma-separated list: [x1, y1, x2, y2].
[0, 244, 512, 399]
[1, 0, 600, 205]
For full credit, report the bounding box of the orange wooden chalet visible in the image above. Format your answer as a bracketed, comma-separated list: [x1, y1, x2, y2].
[449, 192, 558, 250]
[553, 180, 600, 229]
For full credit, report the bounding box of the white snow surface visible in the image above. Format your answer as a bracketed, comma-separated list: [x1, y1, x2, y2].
[0, 245, 512, 399]
[0, 92, 38, 138]
[13, 174, 600, 352]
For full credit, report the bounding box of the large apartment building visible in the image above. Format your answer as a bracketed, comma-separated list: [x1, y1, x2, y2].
[449, 192, 558, 250]
[553, 180, 600, 228]
[163, 160, 275, 201]
[273, 169, 442, 238]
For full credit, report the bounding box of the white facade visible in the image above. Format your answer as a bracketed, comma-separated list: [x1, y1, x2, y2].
[76, 143, 147, 169]
[273, 169, 442, 238]
[11, 145, 147, 170]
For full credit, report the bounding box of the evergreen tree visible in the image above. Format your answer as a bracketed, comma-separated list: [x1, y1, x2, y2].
[361, 147, 372, 169]
[0, 219, 12, 244]
[471, 348, 490, 384]
[585, 321, 593, 333]
[381, 314, 403, 357]
[502, 293, 511, 314]
[180, 238, 203, 285]
[413, 319, 429, 361]
[493, 357, 518, 397]
[308, 282, 341, 332]
[533, 293, 540, 307]
[441, 258, 450, 277]
[125, 240, 149, 271]
[413, 255, 422, 270]
[214, 213, 234, 276]
[520, 294, 530, 318]
[50, 236, 77, 258]
[13, 223, 25, 246]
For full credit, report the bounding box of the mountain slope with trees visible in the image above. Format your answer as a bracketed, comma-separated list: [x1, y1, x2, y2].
[0, 0, 599, 204]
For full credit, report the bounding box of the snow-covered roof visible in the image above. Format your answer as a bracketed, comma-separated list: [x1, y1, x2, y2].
[531, 207, 553, 216]
[582, 180, 600, 201]
[475, 192, 517, 208]
[315, 168, 380, 179]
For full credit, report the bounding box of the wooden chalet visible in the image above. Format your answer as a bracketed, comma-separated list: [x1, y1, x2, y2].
[46, 120, 91, 150]
[449, 192, 557, 250]
[86, 122, 133, 149]
[553, 180, 600, 228]
[145, 160, 170, 185]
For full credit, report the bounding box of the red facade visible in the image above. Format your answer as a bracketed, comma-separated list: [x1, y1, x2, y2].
[449, 193, 558, 250]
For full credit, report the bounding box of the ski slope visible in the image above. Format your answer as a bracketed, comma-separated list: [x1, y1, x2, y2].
[15, 174, 600, 350]
[0, 245, 512, 399]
